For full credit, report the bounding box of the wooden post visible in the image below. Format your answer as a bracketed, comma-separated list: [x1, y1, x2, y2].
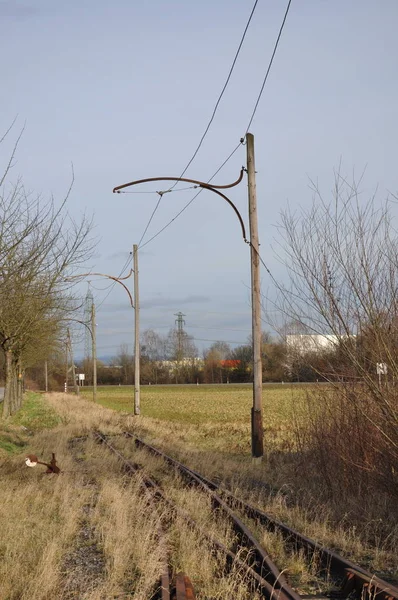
[92, 302, 97, 403]
[65, 339, 68, 393]
[67, 328, 79, 396]
[44, 360, 48, 392]
[246, 132, 264, 460]
[133, 244, 140, 415]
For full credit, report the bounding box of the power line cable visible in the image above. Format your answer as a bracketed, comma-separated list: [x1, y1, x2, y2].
[137, 0, 259, 247]
[139, 143, 242, 249]
[245, 0, 292, 133]
[120, 185, 198, 195]
[169, 0, 259, 188]
[137, 0, 292, 251]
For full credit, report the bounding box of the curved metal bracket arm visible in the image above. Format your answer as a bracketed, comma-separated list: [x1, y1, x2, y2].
[113, 170, 248, 242]
[113, 168, 244, 192]
[66, 271, 134, 307]
[62, 318, 93, 340]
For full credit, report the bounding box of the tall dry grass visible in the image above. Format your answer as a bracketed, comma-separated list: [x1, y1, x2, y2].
[2, 389, 395, 599]
[0, 424, 90, 599]
[289, 385, 398, 547]
[120, 397, 398, 579]
[0, 393, 280, 599]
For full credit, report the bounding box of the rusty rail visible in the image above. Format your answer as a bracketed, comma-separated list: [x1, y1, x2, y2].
[93, 432, 172, 599]
[174, 572, 196, 600]
[125, 432, 398, 600]
[129, 438, 301, 599]
[96, 431, 302, 600]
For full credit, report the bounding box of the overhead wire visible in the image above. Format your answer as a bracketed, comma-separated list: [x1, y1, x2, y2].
[136, 0, 259, 247]
[138, 0, 292, 251]
[168, 0, 259, 188]
[244, 0, 292, 134]
[120, 185, 198, 195]
[96, 254, 132, 312]
[99, 0, 291, 335]
[139, 143, 242, 249]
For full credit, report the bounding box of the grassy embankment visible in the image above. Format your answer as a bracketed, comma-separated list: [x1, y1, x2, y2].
[0, 390, 294, 600]
[81, 384, 398, 577]
[0, 388, 396, 599]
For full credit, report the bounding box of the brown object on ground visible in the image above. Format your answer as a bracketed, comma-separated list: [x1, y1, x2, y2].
[173, 572, 196, 600]
[26, 453, 61, 474]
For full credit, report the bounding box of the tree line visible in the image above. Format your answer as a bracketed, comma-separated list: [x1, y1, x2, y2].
[0, 125, 93, 417]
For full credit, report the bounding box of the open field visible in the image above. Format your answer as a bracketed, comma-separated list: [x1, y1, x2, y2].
[80, 384, 311, 456]
[0, 390, 396, 599]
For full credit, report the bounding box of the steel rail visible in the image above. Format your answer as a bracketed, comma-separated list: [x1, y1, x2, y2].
[95, 431, 296, 600]
[125, 433, 398, 600]
[93, 432, 171, 599]
[119, 433, 302, 600]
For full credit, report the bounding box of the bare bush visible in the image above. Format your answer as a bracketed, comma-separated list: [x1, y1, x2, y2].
[269, 168, 398, 520]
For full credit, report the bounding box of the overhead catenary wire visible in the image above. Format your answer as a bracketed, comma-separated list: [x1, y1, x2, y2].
[137, 0, 292, 251]
[168, 0, 259, 188]
[244, 0, 292, 134]
[136, 0, 259, 247]
[139, 143, 242, 249]
[119, 185, 199, 195]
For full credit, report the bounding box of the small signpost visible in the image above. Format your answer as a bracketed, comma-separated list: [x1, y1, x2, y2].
[376, 362, 388, 387]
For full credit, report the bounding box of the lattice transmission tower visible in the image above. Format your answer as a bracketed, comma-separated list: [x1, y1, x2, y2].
[84, 287, 94, 361]
[174, 311, 186, 362]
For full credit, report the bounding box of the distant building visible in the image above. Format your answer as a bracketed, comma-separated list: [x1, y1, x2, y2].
[220, 360, 241, 369]
[286, 334, 340, 355]
[158, 358, 203, 374]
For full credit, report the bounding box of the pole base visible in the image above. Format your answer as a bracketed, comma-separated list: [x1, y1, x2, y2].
[251, 407, 264, 458]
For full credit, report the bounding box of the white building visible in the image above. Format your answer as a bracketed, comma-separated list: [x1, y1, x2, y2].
[286, 334, 340, 355]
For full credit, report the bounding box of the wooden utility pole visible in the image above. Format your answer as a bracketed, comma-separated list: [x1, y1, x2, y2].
[246, 132, 264, 460]
[44, 360, 48, 392]
[91, 302, 97, 402]
[65, 339, 69, 393]
[67, 328, 79, 396]
[133, 244, 140, 415]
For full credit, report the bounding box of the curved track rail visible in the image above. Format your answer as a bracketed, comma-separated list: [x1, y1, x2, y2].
[95, 431, 302, 600]
[125, 432, 398, 600]
[93, 432, 197, 599]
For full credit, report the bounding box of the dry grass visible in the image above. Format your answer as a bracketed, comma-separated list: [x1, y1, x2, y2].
[0, 395, 167, 599]
[0, 392, 293, 599]
[0, 424, 90, 599]
[119, 409, 398, 580]
[1, 389, 396, 600]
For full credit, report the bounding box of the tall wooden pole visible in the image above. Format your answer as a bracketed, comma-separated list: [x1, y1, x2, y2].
[246, 132, 264, 460]
[133, 244, 140, 415]
[65, 339, 69, 393]
[67, 328, 79, 396]
[92, 302, 97, 403]
[44, 360, 48, 392]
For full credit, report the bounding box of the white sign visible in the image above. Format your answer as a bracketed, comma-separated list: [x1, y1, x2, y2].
[376, 363, 388, 375]
[78, 373, 85, 381]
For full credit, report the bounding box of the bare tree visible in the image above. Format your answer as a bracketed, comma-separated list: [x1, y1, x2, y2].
[0, 129, 93, 416]
[269, 168, 398, 507]
[203, 341, 231, 383]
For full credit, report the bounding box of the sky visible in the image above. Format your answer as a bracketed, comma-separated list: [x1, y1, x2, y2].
[1, 0, 397, 359]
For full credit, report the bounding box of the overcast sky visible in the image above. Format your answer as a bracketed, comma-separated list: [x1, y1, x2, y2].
[1, 0, 397, 358]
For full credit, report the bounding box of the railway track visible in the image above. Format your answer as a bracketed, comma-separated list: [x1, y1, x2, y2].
[95, 431, 398, 600]
[93, 432, 195, 600]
